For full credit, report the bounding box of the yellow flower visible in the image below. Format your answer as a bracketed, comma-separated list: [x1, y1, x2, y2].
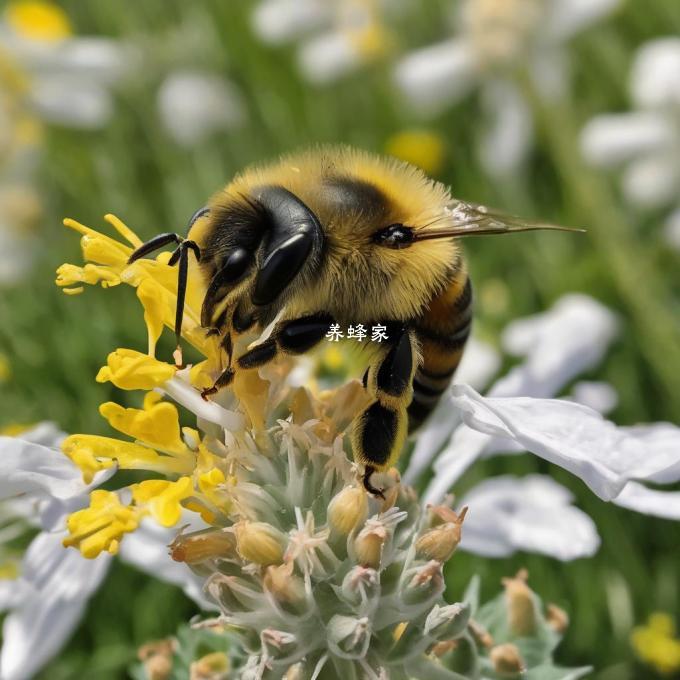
[57, 215, 214, 359]
[385, 130, 446, 176]
[96, 349, 176, 391]
[631, 612, 680, 675]
[5, 1, 72, 43]
[63, 490, 140, 558]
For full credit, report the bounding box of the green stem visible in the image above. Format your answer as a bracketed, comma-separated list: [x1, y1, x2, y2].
[524, 79, 680, 415]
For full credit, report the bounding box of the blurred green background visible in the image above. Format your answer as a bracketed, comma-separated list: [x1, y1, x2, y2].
[0, 1, 679, 678]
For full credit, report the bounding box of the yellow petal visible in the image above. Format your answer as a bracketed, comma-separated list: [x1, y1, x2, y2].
[137, 279, 170, 356]
[62, 434, 192, 478]
[96, 348, 176, 390]
[99, 399, 188, 456]
[64, 490, 139, 559]
[132, 477, 194, 527]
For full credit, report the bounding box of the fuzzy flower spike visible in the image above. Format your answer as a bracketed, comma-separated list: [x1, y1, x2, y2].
[56, 214, 586, 678]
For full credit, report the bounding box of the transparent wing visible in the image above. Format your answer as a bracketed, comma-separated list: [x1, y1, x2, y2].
[415, 200, 583, 241]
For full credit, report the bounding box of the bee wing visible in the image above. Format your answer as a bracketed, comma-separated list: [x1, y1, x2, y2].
[415, 200, 584, 241]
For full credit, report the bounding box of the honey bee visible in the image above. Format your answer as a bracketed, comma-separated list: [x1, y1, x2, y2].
[129, 147, 579, 496]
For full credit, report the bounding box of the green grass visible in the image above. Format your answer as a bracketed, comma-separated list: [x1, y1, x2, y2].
[0, 1, 679, 678]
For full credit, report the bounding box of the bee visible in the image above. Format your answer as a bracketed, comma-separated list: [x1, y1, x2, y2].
[129, 147, 579, 496]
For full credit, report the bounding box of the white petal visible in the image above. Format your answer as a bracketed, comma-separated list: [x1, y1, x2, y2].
[29, 75, 113, 128]
[663, 207, 680, 252]
[4, 35, 130, 85]
[460, 475, 600, 560]
[498, 294, 619, 399]
[454, 337, 502, 391]
[450, 384, 680, 500]
[394, 38, 478, 117]
[423, 426, 494, 505]
[251, 0, 331, 44]
[478, 79, 533, 177]
[403, 338, 500, 485]
[630, 37, 680, 110]
[13, 422, 65, 448]
[118, 517, 215, 611]
[423, 295, 618, 502]
[0, 437, 91, 500]
[0, 229, 34, 285]
[614, 481, 680, 520]
[621, 151, 680, 209]
[157, 71, 245, 147]
[161, 377, 244, 432]
[569, 381, 618, 415]
[580, 112, 675, 167]
[0, 580, 29, 614]
[296, 30, 363, 84]
[0, 532, 110, 680]
[547, 0, 621, 40]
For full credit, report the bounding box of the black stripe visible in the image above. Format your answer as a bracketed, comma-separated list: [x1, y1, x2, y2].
[413, 377, 448, 398]
[454, 277, 473, 312]
[416, 318, 471, 350]
[408, 399, 434, 427]
[418, 364, 458, 380]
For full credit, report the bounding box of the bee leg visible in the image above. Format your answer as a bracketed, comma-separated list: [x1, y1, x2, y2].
[351, 328, 418, 497]
[199, 314, 334, 399]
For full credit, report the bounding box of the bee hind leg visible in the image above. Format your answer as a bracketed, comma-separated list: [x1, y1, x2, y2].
[351, 328, 418, 497]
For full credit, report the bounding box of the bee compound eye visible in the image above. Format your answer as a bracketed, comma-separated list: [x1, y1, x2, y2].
[373, 224, 414, 249]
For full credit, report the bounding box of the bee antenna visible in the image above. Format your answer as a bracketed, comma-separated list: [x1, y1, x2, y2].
[168, 240, 201, 366]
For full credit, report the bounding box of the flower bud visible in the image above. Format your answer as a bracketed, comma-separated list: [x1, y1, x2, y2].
[380, 468, 401, 511]
[137, 639, 175, 680]
[402, 560, 444, 606]
[328, 486, 368, 534]
[261, 629, 298, 660]
[416, 507, 467, 563]
[503, 570, 537, 636]
[189, 651, 230, 680]
[170, 529, 234, 564]
[353, 523, 387, 568]
[546, 603, 569, 634]
[282, 663, 304, 680]
[490, 643, 525, 677]
[263, 562, 305, 605]
[327, 615, 372, 659]
[234, 520, 286, 566]
[424, 602, 471, 640]
[340, 565, 380, 606]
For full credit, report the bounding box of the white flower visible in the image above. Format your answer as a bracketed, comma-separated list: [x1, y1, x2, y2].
[459, 475, 600, 561]
[394, 0, 620, 176]
[252, 0, 394, 84]
[0, 17, 132, 129]
[580, 37, 680, 249]
[405, 293, 680, 561]
[0, 425, 211, 679]
[157, 70, 246, 147]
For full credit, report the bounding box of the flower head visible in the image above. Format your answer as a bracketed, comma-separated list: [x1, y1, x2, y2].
[394, 0, 620, 176]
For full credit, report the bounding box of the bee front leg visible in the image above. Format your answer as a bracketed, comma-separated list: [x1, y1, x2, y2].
[351, 328, 418, 498]
[200, 313, 335, 399]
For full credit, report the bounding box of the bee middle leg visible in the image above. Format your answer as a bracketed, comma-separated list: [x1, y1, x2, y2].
[200, 313, 335, 399]
[350, 327, 418, 497]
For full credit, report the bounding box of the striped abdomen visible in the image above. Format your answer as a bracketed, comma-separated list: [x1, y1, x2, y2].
[409, 270, 472, 430]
